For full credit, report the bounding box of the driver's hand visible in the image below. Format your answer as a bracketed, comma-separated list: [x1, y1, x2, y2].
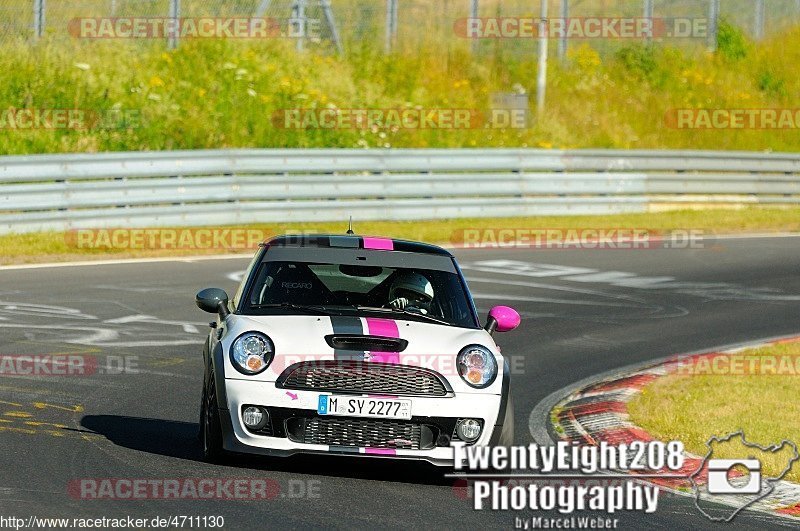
[387, 298, 429, 315]
[388, 297, 409, 310]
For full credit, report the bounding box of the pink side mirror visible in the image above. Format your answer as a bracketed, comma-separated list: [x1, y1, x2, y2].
[486, 306, 521, 334]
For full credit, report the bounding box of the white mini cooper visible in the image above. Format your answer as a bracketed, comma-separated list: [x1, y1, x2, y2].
[195, 234, 520, 466]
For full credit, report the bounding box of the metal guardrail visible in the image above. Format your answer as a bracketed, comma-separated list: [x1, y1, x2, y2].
[1, 149, 799, 234]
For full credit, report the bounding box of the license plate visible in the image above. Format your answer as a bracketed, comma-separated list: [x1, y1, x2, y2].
[317, 395, 411, 420]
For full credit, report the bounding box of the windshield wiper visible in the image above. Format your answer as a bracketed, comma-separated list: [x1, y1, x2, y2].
[355, 306, 451, 326]
[254, 303, 339, 315]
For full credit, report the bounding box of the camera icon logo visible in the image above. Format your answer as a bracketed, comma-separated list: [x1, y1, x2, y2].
[706, 459, 762, 495]
[691, 431, 799, 522]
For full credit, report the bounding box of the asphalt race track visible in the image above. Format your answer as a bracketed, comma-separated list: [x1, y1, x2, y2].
[1, 236, 799, 530]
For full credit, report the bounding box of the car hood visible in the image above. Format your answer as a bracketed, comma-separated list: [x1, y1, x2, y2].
[220, 314, 504, 394]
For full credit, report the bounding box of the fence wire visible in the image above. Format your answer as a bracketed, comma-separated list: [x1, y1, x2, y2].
[0, 0, 799, 56]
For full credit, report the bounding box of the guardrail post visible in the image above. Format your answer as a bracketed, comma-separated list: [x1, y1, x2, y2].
[707, 0, 720, 51]
[254, 0, 272, 17]
[320, 0, 344, 55]
[291, 0, 307, 52]
[557, 0, 568, 61]
[536, 0, 548, 115]
[33, 0, 45, 39]
[384, 0, 398, 53]
[754, 0, 765, 40]
[470, 0, 479, 54]
[643, 0, 653, 43]
[167, 0, 180, 49]
[392, 0, 398, 48]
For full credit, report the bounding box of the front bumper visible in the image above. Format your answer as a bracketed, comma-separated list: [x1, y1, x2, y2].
[220, 379, 504, 466]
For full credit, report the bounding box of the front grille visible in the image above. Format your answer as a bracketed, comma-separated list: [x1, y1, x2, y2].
[287, 417, 436, 450]
[277, 361, 450, 397]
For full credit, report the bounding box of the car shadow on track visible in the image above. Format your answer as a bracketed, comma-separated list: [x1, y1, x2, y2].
[80, 415, 455, 487]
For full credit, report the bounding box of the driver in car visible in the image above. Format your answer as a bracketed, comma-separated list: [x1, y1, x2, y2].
[385, 272, 434, 315]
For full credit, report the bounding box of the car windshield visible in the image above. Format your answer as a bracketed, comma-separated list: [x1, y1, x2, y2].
[242, 260, 478, 328]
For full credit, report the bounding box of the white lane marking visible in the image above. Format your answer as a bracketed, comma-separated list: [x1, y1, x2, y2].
[103, 315, 156, 324]
[103, 314, 201, 334]
[465, 260, 800, 301]
[94, 285, 176, 293]
[695, 232, 800, 240]
[82, 340, 199, 347]
[0, 233, 798, 272]
[0, 304, 204, 346]
[0, 323, 118, 345]
[0, 301, 97, 320]
[466, 276, 658, 305]
[466, 261, 595, 278]
[565, 271, 676, 288]
[467, 276, 690, 319]
[0, 323, 200, 348]
[470, 293, 643, 308]
[227, 270, 246, 282]
[0, 253, 250, 271]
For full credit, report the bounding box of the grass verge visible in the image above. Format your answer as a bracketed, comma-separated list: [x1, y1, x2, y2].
[628, 340, 800, 483]
[3, 21, 800, 153]
[1, 206, 799, 265]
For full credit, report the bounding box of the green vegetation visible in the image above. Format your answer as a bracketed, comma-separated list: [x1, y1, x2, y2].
[2, 206, 799, 265]
[717, 20, 751, 62]
[1, 19, 800, 153]
[629, 340, 800, 483]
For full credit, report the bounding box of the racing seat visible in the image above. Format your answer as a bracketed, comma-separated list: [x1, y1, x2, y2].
[260, 263, 327, 306]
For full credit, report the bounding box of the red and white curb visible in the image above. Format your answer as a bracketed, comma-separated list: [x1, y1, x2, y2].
[551, 335, 800, 520]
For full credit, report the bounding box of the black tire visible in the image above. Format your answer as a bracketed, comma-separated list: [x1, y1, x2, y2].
[200, 373, 227, 463]
[496, 391, 515, 447]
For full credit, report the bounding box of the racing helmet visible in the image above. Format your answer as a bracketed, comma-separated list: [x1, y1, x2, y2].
[390, 272, 434, 303]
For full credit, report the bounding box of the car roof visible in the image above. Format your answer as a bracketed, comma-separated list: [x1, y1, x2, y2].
[264, 234, 453, 257]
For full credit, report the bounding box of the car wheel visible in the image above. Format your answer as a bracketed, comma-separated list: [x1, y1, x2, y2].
[497, 391, 515, 447]
[200, 373, 227, 463]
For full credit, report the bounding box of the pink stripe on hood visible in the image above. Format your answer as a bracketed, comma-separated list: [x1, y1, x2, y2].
[365, 318, 400, 365]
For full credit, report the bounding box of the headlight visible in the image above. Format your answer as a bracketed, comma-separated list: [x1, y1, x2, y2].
[230, 332, 274, 375]
[456, 345, 498, 389]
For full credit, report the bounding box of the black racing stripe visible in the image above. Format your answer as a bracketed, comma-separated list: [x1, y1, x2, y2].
[330, 316, 365, 361]
[330, 315, 363, 334]
[329, 236, 360, 248]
